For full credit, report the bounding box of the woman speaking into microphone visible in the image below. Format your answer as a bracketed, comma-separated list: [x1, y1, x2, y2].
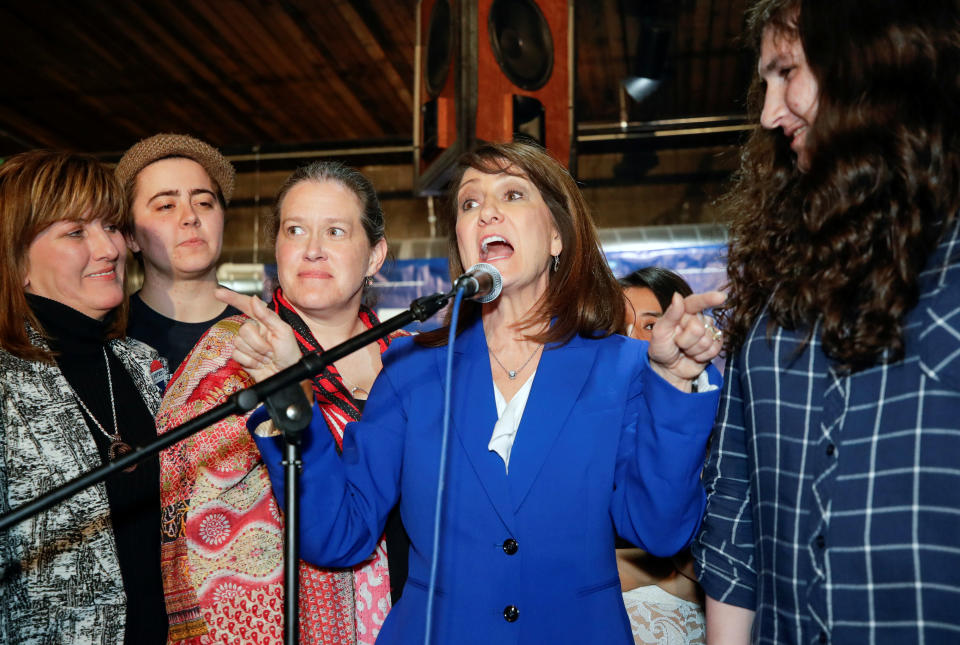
[226, 141, 724, 644]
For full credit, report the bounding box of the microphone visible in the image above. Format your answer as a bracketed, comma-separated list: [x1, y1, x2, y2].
[453, 263, 503, 303]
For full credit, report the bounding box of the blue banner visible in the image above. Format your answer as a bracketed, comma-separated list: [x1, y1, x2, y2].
[365, 243, 728, 332]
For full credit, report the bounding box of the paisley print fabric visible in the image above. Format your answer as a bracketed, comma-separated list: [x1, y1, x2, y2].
[159, 292, 399, 645]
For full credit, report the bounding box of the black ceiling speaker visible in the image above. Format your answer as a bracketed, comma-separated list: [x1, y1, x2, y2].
[488, 0, 554, 91]
[425, 0, 453, 98]
[414, 0, 574, 196]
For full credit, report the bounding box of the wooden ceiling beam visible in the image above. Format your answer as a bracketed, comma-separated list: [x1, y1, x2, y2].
[334, 1, 413, 108]
[0, 105, 65, 150]
[368, 0, 416, 80]
[255, 2, 369, 140]
[274, 1, 393, 137]
[178, 0, 309, 141]
[0, 5, 149, 148]
[127, 1, 280, 141]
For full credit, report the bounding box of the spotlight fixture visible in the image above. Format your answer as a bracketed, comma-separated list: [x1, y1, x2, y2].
[622, 24, 671, 103]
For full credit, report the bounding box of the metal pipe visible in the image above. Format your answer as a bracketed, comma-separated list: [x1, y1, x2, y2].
[578, 114, 749, 131]
[225, 144, 414, 163]
[578, 123, 751, 143]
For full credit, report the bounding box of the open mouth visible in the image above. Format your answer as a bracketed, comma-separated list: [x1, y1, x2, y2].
[480, 235, 514, 262]
[87, 268, 116, 279]
[789, 126, 806, 147]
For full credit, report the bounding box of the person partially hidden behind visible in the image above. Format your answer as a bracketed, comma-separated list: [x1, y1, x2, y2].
[617, 266, 705, 645]
[621, 267, 694, 341]
[116, 133, 241, 377]
[694, 1, 960, 643]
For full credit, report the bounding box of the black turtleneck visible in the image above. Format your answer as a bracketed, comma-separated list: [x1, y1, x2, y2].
[27, 295, 167, 645]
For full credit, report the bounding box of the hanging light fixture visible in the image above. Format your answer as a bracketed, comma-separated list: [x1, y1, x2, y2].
[622, 23, 671, 103]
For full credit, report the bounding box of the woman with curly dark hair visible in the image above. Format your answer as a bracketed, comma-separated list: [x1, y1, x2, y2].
[693, 1, 960, 643]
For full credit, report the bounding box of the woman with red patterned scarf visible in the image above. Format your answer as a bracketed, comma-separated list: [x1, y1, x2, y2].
[156, 161, 403, 645]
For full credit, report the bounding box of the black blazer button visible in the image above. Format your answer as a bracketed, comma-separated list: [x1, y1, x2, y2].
[502, 538, 518, 555]
[503, 605, 519, 622]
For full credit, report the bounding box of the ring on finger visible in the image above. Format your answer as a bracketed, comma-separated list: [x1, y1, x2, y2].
[704, 321, 723, 341]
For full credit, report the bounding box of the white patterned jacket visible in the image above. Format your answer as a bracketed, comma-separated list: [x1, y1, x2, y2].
[0, 330, 163, 645]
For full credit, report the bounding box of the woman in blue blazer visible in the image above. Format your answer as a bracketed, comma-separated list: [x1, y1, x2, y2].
[227, 141, 724, 644]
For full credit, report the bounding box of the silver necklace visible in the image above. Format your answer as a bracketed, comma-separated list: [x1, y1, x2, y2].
[73, 348, 135, 471]
[488, 343, 542, 380]
[335, 349, 372, 399]
[338, 373, 369, 399]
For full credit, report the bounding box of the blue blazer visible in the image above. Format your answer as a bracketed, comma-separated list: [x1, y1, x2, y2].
[254, 317, 720, 645]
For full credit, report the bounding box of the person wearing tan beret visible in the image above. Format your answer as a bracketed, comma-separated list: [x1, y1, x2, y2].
[115, 133, 241, 377]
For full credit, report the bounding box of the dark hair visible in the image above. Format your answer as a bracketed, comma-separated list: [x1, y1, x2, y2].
[269, 160, 385, 247]
[0, 150, 130, 362]
[720, 0, 960, 372]
[417, 140, 624, 347]
[619, 266, 693, 312]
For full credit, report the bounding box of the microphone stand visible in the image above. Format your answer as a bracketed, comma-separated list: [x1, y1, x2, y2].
[0, 289, 451, 645]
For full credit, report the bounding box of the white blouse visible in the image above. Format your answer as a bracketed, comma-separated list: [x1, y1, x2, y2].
[486, 369, 714, 473]
[487, 372, 536, 473]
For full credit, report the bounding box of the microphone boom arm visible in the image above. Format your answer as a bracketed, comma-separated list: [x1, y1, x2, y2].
[0, 289, 454, 533]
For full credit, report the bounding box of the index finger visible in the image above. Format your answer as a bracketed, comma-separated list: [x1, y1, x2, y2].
[659, 291, 686, 327]
[682, 290, 726, 316]
[215, 287, 254, 313]
[215, 288, 284, 331]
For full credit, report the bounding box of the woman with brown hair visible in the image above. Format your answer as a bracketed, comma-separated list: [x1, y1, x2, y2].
[694, 1, 960, 643]
[156, 160, 401, 644]
[229, 140, 725, 644]
[0, 150, 167, 643]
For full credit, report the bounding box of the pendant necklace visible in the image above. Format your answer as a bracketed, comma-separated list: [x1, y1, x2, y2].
[336, 364, 369, 399]
[489, 343, 542, 380]
[339, 375, 369, 400]
[73, 348, 135, 472]
[335, 348, 372, 400]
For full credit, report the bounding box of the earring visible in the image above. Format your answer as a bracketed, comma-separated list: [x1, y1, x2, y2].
[552, 254, 560, 272]
[364, 275, 374, 287]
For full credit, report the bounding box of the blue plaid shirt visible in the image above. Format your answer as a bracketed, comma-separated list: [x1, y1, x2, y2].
[694, 217, 960, 645]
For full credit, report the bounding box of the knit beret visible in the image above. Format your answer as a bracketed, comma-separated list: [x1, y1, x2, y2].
[115, 133, 236, 205]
